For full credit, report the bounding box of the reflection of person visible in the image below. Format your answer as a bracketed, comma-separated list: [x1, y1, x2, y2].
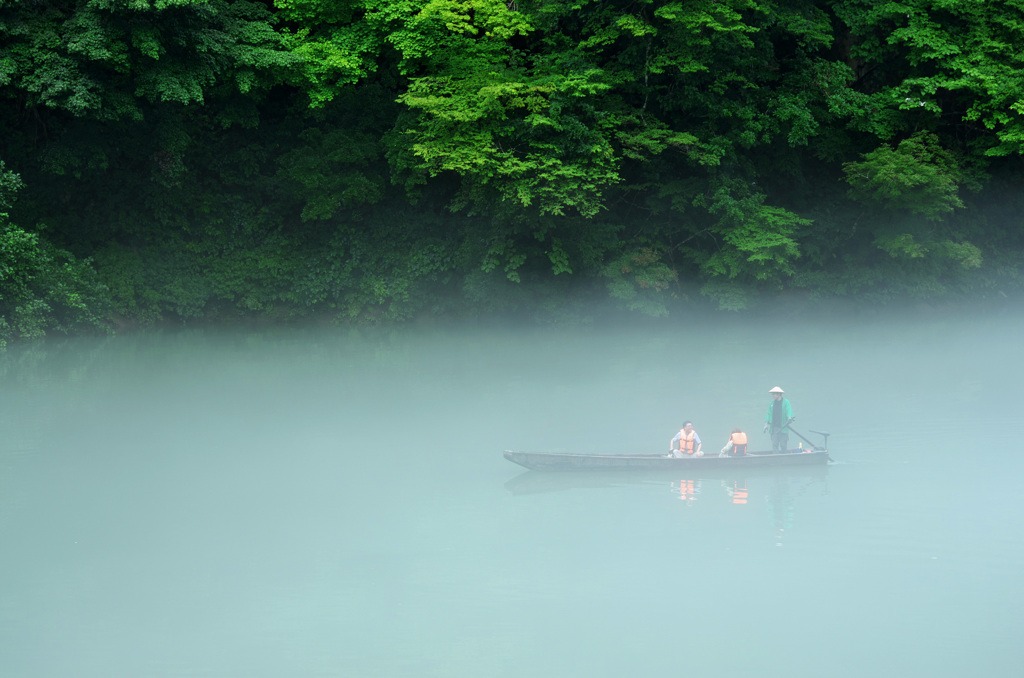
[670, 421, 703, 457]
[678, 479, 701, 505]
[726, 480, 748, 505]
[719, 428, 748, 456]
[763, 386, 793, 453]
[769, 476, 796, 545]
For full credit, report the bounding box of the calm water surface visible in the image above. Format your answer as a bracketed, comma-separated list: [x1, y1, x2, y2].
[1, 308, 1022, 677]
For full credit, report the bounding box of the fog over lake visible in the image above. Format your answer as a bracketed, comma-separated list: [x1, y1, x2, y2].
[2, 304, 1022, 678]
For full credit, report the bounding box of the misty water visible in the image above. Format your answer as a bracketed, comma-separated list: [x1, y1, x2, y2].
[1, 305, 1022, 678]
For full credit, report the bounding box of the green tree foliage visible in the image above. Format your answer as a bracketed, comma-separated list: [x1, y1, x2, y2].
[1, 0, 297, 117]
[2, 0, 1024, 337]
[601, 246, 678, 316]
[841, 131, 980, 276]
[0, 161, 110, 346]
[844, 131, 964, 219]
[372, 0, 853, 301]
[834, 0, 1024, 156]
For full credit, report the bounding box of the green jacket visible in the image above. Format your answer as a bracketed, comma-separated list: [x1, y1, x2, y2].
[765, 398, 793, 431]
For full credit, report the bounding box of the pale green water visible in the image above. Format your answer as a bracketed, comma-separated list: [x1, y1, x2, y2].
[1, 308, 1022, 677]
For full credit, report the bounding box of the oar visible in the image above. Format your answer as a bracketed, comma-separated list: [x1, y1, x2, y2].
[764, 416, 794, 438]
[785, 420, 822, 450]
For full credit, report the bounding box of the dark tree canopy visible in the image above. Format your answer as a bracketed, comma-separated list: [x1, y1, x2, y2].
[2, 0, 1023, 341]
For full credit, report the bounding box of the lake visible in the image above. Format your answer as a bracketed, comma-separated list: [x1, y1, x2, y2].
[1, 305, 1022, 677]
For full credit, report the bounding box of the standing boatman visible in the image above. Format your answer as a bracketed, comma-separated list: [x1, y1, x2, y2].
[763, 386, 793, 453]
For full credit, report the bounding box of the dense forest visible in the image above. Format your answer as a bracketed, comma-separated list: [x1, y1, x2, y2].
[2, 0, 1023, 344]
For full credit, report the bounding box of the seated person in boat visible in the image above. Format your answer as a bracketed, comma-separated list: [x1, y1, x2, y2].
[670, 421, 703, 457]
[719, 428, 748, 457]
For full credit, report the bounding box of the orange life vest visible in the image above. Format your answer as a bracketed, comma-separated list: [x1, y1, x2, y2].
[730, 431, 748, 455]
[677, 429, 696, 454]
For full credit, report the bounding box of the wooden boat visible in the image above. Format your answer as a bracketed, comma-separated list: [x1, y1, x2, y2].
[503, 448, 830, 472]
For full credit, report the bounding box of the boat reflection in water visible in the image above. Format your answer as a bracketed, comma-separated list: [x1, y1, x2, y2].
[503, 463, 829, 497]
[673, 477, 749, 506]
[504, 464, 829, 545]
